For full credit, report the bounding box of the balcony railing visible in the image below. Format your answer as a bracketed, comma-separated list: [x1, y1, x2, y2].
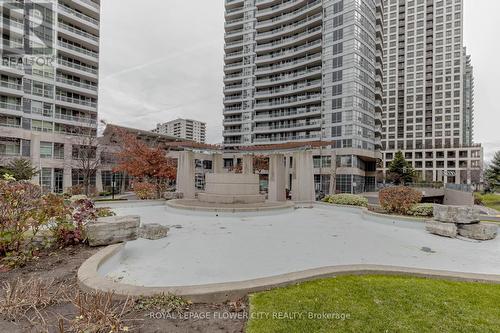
[255, 93, 321, 108]
[56, 95, 97, 108]
[0, 102, 22, 112]
[58, 21, 99, 42]
[254, 120, 322, 132]
[257, 0, 321, 27]
[57, 58, 98, 75]
[256, 66, 321, 85]
[55, 113, 97, 125]
[58, 4, 99, 27]
[56, 76, 98, 91]
[58, 40, 99, 59]
[257, 13, 322, 38]
[256, 79, 321, 96]
[256, 54, 321, 74]
[256, 26, 321, 51]
[254, 134, 320, 143]
[254, 106, 321, 120]
[0, 80, 22, 91]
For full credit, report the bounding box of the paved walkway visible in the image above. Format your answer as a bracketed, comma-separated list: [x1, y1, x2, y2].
[99, 204, 500, 287]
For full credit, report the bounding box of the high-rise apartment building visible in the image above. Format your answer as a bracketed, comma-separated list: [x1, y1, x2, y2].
[462, 47, 473, 146]
[0, 0, 100, 193]
[380, 0, 482, 186]
[153, 118, 207, 143]
[223, 0, 385, 193]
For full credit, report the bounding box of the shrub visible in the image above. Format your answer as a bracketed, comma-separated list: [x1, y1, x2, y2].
[379, 186, 422, 215]
[133, 182, 156, 200]
[0, 181, 44, 257]
[474, 193, 483, 206]
[408, 203, 434, 217]
[323, 194, 368, 207]
[97, 207, 116, 218]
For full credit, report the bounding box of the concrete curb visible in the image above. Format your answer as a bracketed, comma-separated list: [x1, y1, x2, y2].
[165, 199, 295, 213]
[315, 202, 427, 223]
[78, 243, 500, 303]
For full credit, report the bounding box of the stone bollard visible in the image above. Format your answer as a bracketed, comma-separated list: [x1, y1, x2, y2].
[425, 221, 458, 238]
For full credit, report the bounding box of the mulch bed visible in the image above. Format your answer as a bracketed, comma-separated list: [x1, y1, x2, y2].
[0, 246, 247, 332]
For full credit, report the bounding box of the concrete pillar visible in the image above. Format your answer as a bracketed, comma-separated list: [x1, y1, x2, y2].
[292, 150, 315, 202]
[176, 151, 196, 199]
[212, 153, 224, 173]
[30, 133, 41, 185]
[268, 154, 286, 202]
[63, 142, 72, 191]
[242, 154, 254, 174]
[95, 169, 103, 193]
[329, 151, 337, 195]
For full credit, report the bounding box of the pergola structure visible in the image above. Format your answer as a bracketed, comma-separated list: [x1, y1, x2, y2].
[169, 141, 339, 203]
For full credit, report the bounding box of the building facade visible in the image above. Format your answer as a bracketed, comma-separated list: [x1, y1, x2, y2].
[223, 0, 385, 193]
[380, 0, 482, 186]
[0, 0, 100, 193]
[152, 118, 207, 143]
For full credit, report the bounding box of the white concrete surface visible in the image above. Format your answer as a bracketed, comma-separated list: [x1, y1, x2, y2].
[98, 204, 500, 287]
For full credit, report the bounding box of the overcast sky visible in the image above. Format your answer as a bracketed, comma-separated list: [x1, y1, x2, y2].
[98, 0, 500, 161]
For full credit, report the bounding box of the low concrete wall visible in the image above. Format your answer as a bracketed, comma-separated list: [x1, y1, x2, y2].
[444, 188, 474, 206]
[78, 244, 500, 303]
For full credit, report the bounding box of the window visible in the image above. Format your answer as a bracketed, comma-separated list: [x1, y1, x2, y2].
[40, 141, 53, 159]
[332, 112, 342, 123]
[331, 126, 342, 137]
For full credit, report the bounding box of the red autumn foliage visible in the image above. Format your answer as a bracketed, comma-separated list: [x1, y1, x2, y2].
[112, 128, 177, 198]
[379, 186, 423, 215]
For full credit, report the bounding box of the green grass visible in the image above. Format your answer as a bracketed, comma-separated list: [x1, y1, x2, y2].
[247, 275, 500, 333]
[475, 193, 500, 212]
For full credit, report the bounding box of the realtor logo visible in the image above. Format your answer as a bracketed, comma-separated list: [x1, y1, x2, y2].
[1, 1, 55, 57]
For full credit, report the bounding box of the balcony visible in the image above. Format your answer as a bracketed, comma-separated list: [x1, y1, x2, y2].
[257, 0, 321, 29]
[57, 40, 99, 61]
[256, 66, 321, 87]
[254, 93, 321, 110]
[256, 53, 321, 75]
[254, 133, 321, 143]
[253, 120, 322, 133]
[56, 76, 98, 93]
[58, 4, 99, 29]
[58, 21, 99, 45]
[258, 15, 322, 44]
[55, 113, 97, 126]
[254, 106, 321, 121]
[56, 95, 97, 109]
[256, 0, 304, 18]
[256, 39, 321, 64]
[0, 80, 23, 95]
[57, 58, 98, 77]
[255, 79, 321, 99]
[0, 102, 22, 116]
[256, 26, 322, 52]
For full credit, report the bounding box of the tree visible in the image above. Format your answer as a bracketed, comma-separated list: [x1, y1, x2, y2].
[485, 151, 500, 192]
[112, 128, 177, 199]
[3, 158, 39, 181]
[387, 151, 415, 185]
[69, 128, 101, 197]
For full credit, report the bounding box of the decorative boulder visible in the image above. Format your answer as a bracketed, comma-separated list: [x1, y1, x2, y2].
[433, 205, 480, 224]
[425, 221, 458, 238]
[458, 223, 498, 241]
[139, 223, 169, 240]
[86, 215, 140, 247]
